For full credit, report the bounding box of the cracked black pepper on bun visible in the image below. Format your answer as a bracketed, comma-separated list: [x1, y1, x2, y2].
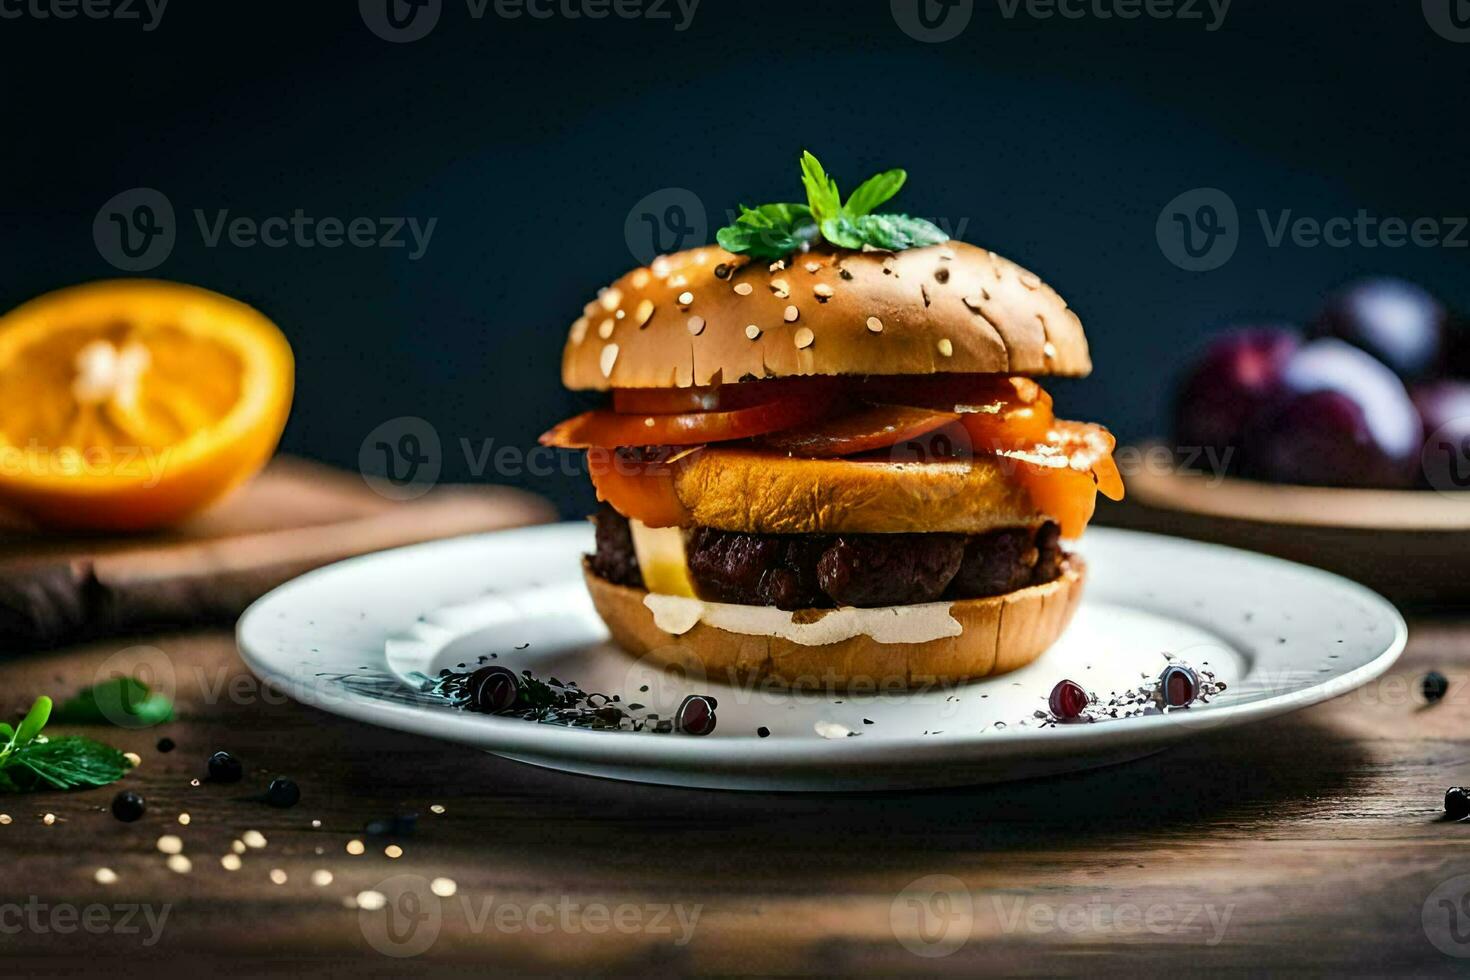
[542, 152, 1123, 689]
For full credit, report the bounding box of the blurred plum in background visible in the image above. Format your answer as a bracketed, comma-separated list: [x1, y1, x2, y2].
[1411, 381, 1470, 492]
[1244, 339, 1421, 488]
[1172, 327, 1300, 464]
[1310, 277, 1448, 382]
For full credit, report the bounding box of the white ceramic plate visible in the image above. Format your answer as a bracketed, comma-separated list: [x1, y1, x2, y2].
[237, 524, 1406, 791]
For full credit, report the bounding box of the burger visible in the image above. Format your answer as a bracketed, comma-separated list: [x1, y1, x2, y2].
[541, 153, 1123, 690]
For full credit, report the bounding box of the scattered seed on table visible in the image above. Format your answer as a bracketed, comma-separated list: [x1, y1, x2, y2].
[231, 840, 247, 855]
[311, 819, 322, 829]
[311, 869, 333, 887]
[123, 752, 142, 768]
[42, 813, 56, 826]
[221, 854, 242, 871]
[0, 814, 10, 825]
[356, 890, 386, 911]
[156, 835, 183, 855]
[94, 868, 118, 885]
[177, 813, 191, 826]
[430, 878, 457, 898]
[166, 855, 192, 874]
[384, 844, 404, 859]
[242, 830, 267, 849]
[269, 869, 287, 885]
[429, 805, 446, 815]
[346, 840, 366, 856]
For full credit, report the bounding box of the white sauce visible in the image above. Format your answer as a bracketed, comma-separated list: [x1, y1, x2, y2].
[814, 721, 853, 740]
[642, 593, 963, 646]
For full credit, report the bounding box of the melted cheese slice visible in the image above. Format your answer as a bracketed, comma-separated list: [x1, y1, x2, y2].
[628, 519, 696, 597]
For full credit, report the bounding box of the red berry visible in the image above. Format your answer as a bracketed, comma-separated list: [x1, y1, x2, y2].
[1048, 680, 1089, 720]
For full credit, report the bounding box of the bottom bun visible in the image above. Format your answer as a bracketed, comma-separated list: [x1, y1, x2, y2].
[583, 556, 1085, 690]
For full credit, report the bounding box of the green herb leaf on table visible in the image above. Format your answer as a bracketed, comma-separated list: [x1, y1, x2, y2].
[0, 696, 135, 793]
[55, 676, 174, 728]
[717, 151, 948, 260]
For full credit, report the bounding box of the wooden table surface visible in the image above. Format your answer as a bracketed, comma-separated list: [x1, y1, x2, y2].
[3, 617, 1469, 976]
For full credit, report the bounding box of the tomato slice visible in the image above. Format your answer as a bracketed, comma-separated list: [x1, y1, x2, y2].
[586, 447, 695, 528]
[541, 395, 833, 449]
[851, 374, 1051, 412]
[758, 404, 961, 458]
[612, 377, 841, 415]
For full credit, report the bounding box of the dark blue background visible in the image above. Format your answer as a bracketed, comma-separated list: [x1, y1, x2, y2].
[2, 0, 1465, 515]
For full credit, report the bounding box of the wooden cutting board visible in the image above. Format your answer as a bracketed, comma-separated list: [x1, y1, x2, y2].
[0, 456, 557, 651]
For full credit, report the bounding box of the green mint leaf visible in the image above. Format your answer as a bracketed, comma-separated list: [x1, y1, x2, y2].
[844, 169, 907, 218]
[0, 723, 12, 742]
[799, 151, 842, 223]
[55, 677, 174, 728]
[4, 735, 134, 792]
[849, 213, 949, 250]
[716, 203, 816, 260]
[818, 215, 865, 250]
[14, 696, 51, 748]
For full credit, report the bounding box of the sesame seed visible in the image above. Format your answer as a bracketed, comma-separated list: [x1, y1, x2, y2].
[677, 291, 694, 307]
[634, 298, 655, 328]
[1044, 341, 1058, 359]
[866, 316, 884, 333]
[221, 854, 242, 871]
[733, 282, 753, 296]
[385, 844, 404, 859]
[431, 878, 458, 898]
[783, 305, 799, 323]
[242, 830, 267, 849]
[269, 869, 288, 885]
[651, 256, 672, 278]
[311, 819, 322, 829]
[429, 805, 446, 815]
[167, 855, 192, 874]
[939, 247, 956, 260]
[599, 288, 622, 311]
[643, 417, 655, 428]
[694, 250, 708, 264]
[687, 315, 706, 336]
[769, 260, 786, 272]
[0, 814, 10, 825]
[597, 318, 615, 339]
[95, 868, 118, 885]
[123, 752, 142, 767]
[669, 274, 688, 288]
[804, 261, 821, 273]
[770, 278, 790, 298]
[937, 338, 954, 357]
[813, 284, 834, 300]
[42, 813, 56, 826]
[156, 835, 183, 855]
[631, 269, 651, 288]
[570, 317, 589, 344]
[600, 344, 619, 378]
[231, 840, 247, 854]
[615, 309, 625, 320]
[1019, 272, 1042, 289]
[356, 890, 386, 911]
[177, 813, 190, 826]
[346, 840, 366, 856]
[794, 327, 815, 349]
[311, 869, 334, 887]
[745, 325, 761, 340]
[190, 779, 200, 787]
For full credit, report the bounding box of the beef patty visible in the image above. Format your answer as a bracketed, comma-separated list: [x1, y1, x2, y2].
[588, 506, 1063, 610]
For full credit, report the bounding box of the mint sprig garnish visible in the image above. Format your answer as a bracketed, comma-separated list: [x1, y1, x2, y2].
[55, 676, 174, 728]
[715, 151, 948, 260]
[0, 696, 135, 793]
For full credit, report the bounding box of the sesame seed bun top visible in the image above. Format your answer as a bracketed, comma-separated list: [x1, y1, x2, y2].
[560, 241, 1091, 390]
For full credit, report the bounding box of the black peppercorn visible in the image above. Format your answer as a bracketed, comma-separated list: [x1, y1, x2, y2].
[1446, 787, 1470, 821]
[265, 777, 300, 808]
[111, 791, 145, 823]
[207, 751, 243, 783]
[1422, 671, 1450, 704]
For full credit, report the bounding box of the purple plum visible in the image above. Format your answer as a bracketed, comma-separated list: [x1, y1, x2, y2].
[1411, 381, 1470, 492]
[1243, 339, 1421, 488]
[1311, 277, 1448, 382]
[1172, 327, 1301, 461]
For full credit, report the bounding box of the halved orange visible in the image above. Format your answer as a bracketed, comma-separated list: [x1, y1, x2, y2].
[0, 279, 294, 531]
